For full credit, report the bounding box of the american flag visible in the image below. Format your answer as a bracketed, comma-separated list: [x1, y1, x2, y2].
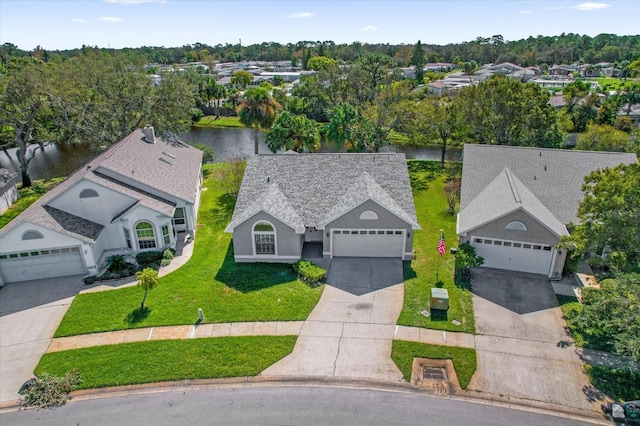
[437, 230, 446, 255]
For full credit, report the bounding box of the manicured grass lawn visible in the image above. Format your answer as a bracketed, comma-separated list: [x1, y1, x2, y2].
[55, 165, 323, 337]
[194, 116, 244, 128]
[391, 340, 477, 389]
[0, 177, 65, 230]
[398, 161, 475, 334]
[595, 77, 630, 91]
[36, 336, 296, 389]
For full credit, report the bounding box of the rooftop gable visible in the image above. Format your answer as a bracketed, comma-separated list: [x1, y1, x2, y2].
[460, 144, 637, 225]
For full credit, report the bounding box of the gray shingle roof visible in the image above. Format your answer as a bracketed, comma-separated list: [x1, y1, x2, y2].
[460, 144, 637, 226]
[0, 129, 199, 242]
[457, 168, 568, 237]
[97, 129, 203, 204]
[226, 153, 419, 233]
[41, 205, 104, 241]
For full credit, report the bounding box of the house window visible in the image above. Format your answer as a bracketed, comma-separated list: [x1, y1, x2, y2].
[253, 222, 275, 255]
[506, 221, 527, 231]
[123, 228, 132, 249]
[22, 230, 44, 240]
[79, 188, 99, 198]
[543, 246, 552, 251]
[359, 210, 378, 220]
[136, 221, 156, 249]
[173, 207, 186, 226]
[162, 225, 170, 245]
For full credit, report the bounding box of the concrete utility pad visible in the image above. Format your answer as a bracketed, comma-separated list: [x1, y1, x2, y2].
[326, 258, 403, 296]
[0, 276, 83, 404]
[469, 268, 604, 413]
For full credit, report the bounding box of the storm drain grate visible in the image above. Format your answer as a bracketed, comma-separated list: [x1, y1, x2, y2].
[422, 367, 447, 382]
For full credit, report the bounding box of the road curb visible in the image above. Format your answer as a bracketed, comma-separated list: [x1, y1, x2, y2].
[0, 376, 611, 424]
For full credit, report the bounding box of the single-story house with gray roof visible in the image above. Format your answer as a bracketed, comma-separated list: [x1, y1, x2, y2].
[0, 127, 203, 285]
[225, 153, 420, 262]
[457, 144, 637, 278]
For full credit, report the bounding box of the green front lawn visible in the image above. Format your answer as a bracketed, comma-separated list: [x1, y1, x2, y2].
[585, 365, 640, 402]
[0, 177, 65, 230]
[194, 116, 244, 128]
[391, 340, 477, 389]
[55, 165, 323, 337]
[36, 336, 296, 389]
[398, 161, 475, 334]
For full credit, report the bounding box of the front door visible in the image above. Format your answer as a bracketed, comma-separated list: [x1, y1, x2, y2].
[173, 207, 187, 232]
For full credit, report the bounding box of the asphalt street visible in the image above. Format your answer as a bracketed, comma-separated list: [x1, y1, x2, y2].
[0, 386, 604, 426]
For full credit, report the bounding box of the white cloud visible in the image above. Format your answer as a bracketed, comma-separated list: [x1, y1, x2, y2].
[104, 0, 166, 4]
[71, 18, 86, 23]
[358, 25, 379, 31]
[519, 10, 533, 15]
[570, 2, 611, 10]
[97, 16, 124, 22]
[287, 12, 314, 18]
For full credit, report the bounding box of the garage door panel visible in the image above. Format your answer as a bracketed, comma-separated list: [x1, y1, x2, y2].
[0, 248, 85, 283]
[332, 230, 404, 258]
[472, 238, 553, 276]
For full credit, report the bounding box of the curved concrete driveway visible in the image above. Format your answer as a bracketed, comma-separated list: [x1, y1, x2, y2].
[262, 258, 405, 381]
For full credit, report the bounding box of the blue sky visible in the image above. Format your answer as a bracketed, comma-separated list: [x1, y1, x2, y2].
[1, 1, 638, 51]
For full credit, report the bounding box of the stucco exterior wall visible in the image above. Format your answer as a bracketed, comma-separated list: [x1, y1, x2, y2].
[463, 209, 561, 245]
[118, 205, 174, 253]
[232, 211, 302, 262]
[48, 180, 134, 225]
[323, 199, 415, 258]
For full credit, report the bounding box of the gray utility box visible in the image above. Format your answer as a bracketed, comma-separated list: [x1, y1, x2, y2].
[430, 288, 449, 311]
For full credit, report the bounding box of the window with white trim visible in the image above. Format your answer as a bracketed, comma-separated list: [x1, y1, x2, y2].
[136, 221, 156, 249]
[254, 222, 275, 255]
[173, 207, 186, 226]
[162, 224, 170, 245]
[79, 188, 99, 198]
[22, 230, 44, 240]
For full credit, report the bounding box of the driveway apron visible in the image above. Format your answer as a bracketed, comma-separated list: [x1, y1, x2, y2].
[0, 277, 84, 404]
[262, 258, 404, 381]
[467, 268, 603, 412]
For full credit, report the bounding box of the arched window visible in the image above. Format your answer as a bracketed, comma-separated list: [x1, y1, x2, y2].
[136, 221, 156, 249]
[253, 222, 275, 255]
[506, 221, 527, 231]
[359, 210, 379, 220]
[79, 188, 99, 198]
[22, 230, 44, 240]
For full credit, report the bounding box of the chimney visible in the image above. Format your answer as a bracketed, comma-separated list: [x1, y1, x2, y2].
[142, 125, 156, 144]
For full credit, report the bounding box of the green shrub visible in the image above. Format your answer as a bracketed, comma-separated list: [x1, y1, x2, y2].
[586, 365, 640, 401]
[18, 370, 82, 408]
[136, 251, 163, 267]
[160, 258, 171, 267]
[162, 248, 175, 260]
[292, 260, 326, 287]
[106, 255, 128, 272]
[188, 143, 215, 164]
[83, 275, 99, 285]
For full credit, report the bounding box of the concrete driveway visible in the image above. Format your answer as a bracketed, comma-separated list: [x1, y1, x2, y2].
[262, 258, 405, 381]
[468, 268, 604, 413]
[0, 276, 83, 404]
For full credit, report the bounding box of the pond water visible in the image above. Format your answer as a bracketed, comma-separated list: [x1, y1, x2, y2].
[0, 127, 461, 183]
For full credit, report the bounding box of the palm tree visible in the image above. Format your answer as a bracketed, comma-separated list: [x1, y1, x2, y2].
[136, 267, 158, 310]
[265, 111, 320, 153]
[324, 104, 359, 150]
[238, 87, 281, 154]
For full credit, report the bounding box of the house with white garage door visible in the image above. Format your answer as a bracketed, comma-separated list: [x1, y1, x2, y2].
[457, 144, 637, 279]
[0, 127, 203, 285]
[225, 153, 420, 262]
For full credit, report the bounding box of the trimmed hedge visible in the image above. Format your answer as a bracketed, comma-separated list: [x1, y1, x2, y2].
[292, 260, 326, 287]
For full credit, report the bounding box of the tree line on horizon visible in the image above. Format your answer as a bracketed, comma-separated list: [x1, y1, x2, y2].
[1, 32, 639, 67]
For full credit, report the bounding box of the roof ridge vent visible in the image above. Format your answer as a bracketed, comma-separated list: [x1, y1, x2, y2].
[504, 169, 522, 204]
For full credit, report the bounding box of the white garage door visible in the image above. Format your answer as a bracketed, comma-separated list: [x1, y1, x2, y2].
[471, 237, 553, 276]
[0, 247, 85, 283]
[332, 229, 404, 258]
